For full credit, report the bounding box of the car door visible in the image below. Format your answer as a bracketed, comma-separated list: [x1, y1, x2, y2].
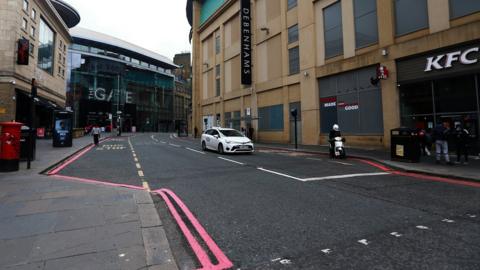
[209, 129, 220, 149]
[203, 129, 213, 149]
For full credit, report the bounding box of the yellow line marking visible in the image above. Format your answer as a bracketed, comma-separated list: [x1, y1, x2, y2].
[136, 163, 141, 169]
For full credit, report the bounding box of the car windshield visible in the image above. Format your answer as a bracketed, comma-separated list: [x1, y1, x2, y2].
[219, 130, 244, 137]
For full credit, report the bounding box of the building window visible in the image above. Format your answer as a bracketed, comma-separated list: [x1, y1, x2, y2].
[287, 0, 297, 10]
[323, 2, 343, 58]
[31, 8, 36, 20]
[288, 46, 300, 75]
[23, 0, 29, 11]
[215, 35, 221, 54]
[449, 0, 480, 19]
[259, 104, 284, 131]
[30, 26, 35, 37]
[288, 24, 299, 44]
[215, 64, 221, 96]
[354, 0, 378, 48]
[394, 0, 428, 36]
[38, 18, 55, 74]
[22, 18, 28, 30]
[29, 43, 34, 56]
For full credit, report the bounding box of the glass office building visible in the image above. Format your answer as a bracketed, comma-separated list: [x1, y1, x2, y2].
[67, 28, 178, 132]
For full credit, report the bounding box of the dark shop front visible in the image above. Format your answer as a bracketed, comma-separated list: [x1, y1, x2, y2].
[397, 41, 480, 153]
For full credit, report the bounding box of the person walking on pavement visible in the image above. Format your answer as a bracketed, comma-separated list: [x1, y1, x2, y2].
[92, 124, 101, 146]
[433, 122, 453, 165]
[454, 124, 470, 165]
[418, 128, 431, 156]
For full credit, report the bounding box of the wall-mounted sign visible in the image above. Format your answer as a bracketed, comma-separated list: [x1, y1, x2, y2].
[320, 97, 337, 108]
[88, 87, 134, 104]
[425, 46, 479, 72]
[377, 65, 389, 79]
[338, 102, 359, 111]
[240, 0, 252, 85]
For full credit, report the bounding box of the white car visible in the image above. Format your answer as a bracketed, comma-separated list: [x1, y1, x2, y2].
[201, 127, 254, 154]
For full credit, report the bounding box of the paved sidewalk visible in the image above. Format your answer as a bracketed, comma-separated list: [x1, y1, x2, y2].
[0, 134, 178, 270]
[256, 142, 480, 181]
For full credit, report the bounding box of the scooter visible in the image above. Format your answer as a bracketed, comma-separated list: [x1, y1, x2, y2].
[330, 136, 346, 159]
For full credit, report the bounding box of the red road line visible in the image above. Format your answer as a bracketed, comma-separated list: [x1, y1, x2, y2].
[53, 174, 145, 190]
[47, 137, 113, 175]
[154, 189, 233, 270]
[354, 158, 480, 188]
[391, 171, 480, 188]
[154, 190, 215, 270]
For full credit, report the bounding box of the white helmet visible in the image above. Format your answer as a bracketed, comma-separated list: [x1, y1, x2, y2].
[333, 124, 339, 131]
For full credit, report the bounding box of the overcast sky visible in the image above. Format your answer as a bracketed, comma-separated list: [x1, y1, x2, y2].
[65, 0, 191, 61]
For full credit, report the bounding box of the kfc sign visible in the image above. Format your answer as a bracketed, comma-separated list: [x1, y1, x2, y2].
[425, 47, 479, 72]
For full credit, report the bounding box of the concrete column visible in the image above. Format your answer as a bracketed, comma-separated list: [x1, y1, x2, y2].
[341, 0, 355, 58]
[377, 0, 394, 47]
[428, 0, 450, 34]
[380, 60, 400, 147]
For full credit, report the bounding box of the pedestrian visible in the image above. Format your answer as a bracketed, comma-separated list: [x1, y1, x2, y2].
[92, 124, 101, 146]
[433, 122, 453, 165]
[418, 128, 431, 156]
[454, 124, 470, 165]
[329, 124, 342, 158]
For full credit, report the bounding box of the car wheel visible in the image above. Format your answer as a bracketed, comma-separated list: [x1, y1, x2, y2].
[201, 141, 207, 151]
[217, 143, 224, 154]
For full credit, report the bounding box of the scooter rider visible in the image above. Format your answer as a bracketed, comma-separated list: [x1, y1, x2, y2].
[329, 124, 342, 158]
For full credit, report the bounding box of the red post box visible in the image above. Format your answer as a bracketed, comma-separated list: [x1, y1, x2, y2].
[0, 122, 23, 172]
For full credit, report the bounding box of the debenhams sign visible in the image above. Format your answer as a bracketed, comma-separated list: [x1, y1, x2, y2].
[241, 0, 252, 85]
[425, 46, 479, 72]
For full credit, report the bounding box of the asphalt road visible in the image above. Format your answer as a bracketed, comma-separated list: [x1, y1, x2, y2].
[55, 133, 480, 269]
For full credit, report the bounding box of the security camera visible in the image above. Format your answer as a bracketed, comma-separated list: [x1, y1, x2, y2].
[9, 80, 16, 85]
[12, 96, 16, 101]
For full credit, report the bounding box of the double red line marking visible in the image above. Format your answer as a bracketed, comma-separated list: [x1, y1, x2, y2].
[153, 188, 233, 270]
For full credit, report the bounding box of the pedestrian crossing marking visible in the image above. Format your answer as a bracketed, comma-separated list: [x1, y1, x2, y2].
[96, 144, 126, 151]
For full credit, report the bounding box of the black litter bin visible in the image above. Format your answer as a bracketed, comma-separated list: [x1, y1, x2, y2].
[391, 127, 420, 163]
[20, 126, 36, 161]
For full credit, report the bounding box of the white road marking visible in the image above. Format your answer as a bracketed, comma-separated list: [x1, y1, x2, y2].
[441, 218, 455, 223]
[358, 239, 369, 246]
[218, 157, 245, 165]
[306, 158, 323, 161]
[169, 143, 180, 147]
[328, 160, 353, 166]
[138, 170, 144, 177]
[118, 253, 125, 257]
[134, 158, 138, 162]
[467, 214, 477, 218]
[416, 225, 429, 230]
[321, 249, 332, 254]
[186, 147, 205, 154]
[150, 135, 158, 142]
[271, 258, 281, 262]
[279, 259, 292, 265]
[135, 163, 141, 169]
[390, 232, 402, 237]
[303, 172, 390, 182]
[142, 181, 150, 191]
[257, 167, 304, 181]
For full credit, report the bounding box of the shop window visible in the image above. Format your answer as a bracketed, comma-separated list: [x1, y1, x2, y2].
[399, 81, 433, 116]
[38, 18, 55, 74]
[31, 8, 36, 20]
[354, 0, 378, 48]
[289, 46, 299, 75]
[450, 0, 480, 19]
[287, 0, 297, 10]
[233, 111, 241, 131]
[394, 0, 428, 36]
[30, 26, 35, 37]
[323, 2, 343, 58]
[224, 112, 232, 128]
[434, 75, 477, 113]
[288, 24, 298, 44]
[215, 64, 220, 96]
[319, 66, 383, 134]
[29, 43, 34, 56]
[259, 104, 284, 131]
